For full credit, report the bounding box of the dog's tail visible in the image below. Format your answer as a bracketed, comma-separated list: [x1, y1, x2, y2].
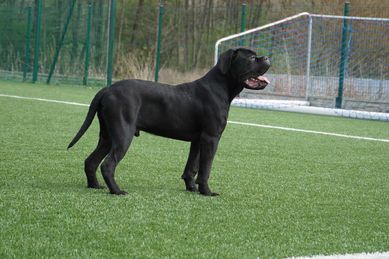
[67, 89, 106, 149]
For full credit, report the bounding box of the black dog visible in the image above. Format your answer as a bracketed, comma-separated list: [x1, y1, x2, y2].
[68, 48, 270, 196]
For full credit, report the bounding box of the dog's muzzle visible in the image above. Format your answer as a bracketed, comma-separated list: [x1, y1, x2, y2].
[244, 56, 270, 90]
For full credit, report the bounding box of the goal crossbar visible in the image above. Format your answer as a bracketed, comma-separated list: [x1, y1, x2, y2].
[215, 12, 389, 64]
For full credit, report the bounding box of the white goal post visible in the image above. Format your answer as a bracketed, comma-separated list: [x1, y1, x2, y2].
[215, 13, 389, 121]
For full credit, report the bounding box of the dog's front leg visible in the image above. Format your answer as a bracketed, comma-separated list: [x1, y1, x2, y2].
[196, 134, 220, 196]
[182, 141, 200, 192]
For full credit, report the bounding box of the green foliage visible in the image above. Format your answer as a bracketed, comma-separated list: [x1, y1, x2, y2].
[0, 81, 388, 258]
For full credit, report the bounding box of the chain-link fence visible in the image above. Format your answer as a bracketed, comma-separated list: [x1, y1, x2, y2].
[0, 1, 110, 85]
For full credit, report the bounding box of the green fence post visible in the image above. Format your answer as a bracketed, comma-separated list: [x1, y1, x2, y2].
[83, 4, 92, 86]
[32, 0, 42, 83]
[106, 0, 116, 87]
[46, 0, 76, 84]
[240, 3, 247, 46]
[336, 2, 350, 108]
[154, 4, 164, 82]
[240, 3, 247, 32]
[23, 6, 32, 81]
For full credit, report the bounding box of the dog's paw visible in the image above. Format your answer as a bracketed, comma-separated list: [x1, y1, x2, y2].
[186, 185, 198, 192]
[110, 190, 128, 195]
[183, 179, 198, 192]
[198, 184, 219, 197]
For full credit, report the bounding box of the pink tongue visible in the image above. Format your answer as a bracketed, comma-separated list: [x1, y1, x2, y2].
[257, 76, 270, 84]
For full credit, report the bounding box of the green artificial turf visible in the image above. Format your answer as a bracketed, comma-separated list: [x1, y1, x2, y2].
[0, 81, 388, 258]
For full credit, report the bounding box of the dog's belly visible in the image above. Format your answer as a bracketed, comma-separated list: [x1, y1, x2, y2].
[138, 117, 201, 141]
[141, 126, 200, 142]
[136, 101, 201, 142]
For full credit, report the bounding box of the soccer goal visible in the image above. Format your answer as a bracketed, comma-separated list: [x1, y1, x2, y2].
[215, 13, 389, 121]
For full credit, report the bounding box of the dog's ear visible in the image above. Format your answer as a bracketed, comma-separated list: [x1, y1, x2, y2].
[217, 49, 236, 74]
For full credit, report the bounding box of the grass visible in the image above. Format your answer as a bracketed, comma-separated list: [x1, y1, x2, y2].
[0, 81, 388, 258]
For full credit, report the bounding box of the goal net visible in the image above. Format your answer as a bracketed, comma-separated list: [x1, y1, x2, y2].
[215, 13, 389, 119]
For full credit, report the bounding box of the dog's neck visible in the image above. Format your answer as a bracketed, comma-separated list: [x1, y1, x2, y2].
[199, 66, 243, 103]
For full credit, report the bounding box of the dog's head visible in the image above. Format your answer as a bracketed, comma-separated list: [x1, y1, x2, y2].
[217, 48, 271, 90]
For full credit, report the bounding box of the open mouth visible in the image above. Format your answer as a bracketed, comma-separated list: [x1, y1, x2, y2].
[244, 76, 270, 90]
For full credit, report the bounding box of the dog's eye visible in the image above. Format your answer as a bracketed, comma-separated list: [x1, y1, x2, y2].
[250, 56, 256, 62]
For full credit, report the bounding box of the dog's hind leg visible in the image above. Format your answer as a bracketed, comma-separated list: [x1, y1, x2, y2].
[84, 117, 111, 189]
[100, 121, 135, 195]
[181, 141, 200, 192]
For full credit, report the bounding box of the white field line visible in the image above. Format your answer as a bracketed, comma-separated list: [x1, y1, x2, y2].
[228, 121, 389, 143]
[1, 93, 389, 143]
[287, 251, 389, 259]
[0, 94, 89, 107]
